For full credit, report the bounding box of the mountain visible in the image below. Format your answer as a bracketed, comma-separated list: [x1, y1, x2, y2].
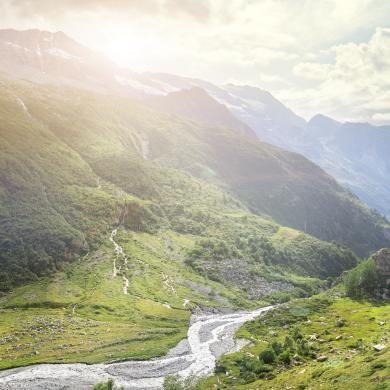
[0, 30, 388, 255]
[221, 84, 307, 147]
[138, 74, 390, 219]
[0, 28, 146, 99]
[1, 74, 388, 293]
[305, 117, 390, 218]
[146, 87, 256, 138]
[0, 29, 389, 258]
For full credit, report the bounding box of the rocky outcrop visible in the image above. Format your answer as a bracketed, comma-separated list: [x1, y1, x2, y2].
[372, 248, 390, 277]
[372, 248, 390, 299]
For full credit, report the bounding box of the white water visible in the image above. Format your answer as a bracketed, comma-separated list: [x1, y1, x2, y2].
[123, 276, 129, 295]
[15, 97, 32, 118]
[109, 229, 129, 293]
[0, 306, 273, 390]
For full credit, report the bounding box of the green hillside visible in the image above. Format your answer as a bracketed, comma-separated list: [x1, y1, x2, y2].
[4, 78, 389, 257]
[0, 76, 386, 368]
[195, 293, 390, 390]
[0, 77, 365, 291]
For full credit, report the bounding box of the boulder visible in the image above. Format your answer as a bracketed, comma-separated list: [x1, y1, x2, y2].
[373, 344, 385, 352]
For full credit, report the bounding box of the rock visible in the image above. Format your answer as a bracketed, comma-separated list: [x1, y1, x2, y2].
[373, 344, 386, 352]
[317, 355, 328, 362]
[335, 318, 346, 327]
[309, 334, 318, 341]
[378, 321, 385, 326]
[372, 249, 390, 278]
[335, 335, 342, 340]
[34, 351, 39, 355]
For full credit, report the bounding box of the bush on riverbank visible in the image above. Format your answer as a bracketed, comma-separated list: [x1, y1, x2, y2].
[163, 374, 198, 390]
[92, 379, 123, 390]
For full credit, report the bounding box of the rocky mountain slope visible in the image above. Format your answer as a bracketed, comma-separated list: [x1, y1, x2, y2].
[146, 86, 255, 138]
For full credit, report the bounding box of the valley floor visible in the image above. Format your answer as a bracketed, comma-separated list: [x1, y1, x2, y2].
[0, 227, 259, 371]
[0, 306, 274, 389]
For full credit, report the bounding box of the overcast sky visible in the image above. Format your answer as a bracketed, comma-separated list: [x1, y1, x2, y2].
[1, 0, 390, 124]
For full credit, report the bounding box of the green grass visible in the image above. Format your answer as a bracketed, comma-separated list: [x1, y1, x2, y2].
[200, 292, 390, 389]
[0, 227, 253, 369]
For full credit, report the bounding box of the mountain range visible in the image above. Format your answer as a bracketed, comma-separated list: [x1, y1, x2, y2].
[0, 27, 389, 290]
[1, 28, 388, 220]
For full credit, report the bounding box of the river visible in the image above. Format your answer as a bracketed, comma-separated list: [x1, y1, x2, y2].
[0, 306, 273, 390]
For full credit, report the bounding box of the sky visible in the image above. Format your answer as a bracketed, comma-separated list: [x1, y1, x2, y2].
[1, 0, 390, 124]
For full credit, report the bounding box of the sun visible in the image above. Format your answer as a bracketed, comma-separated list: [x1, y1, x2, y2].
[104, 40, 134, 66]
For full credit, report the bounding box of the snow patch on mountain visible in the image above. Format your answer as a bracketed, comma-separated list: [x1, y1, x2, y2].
[46, 47, 80, 60]
[115, 75, 164, 95]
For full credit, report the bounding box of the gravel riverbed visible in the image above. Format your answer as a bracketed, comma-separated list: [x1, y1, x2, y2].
[0, 307, 273, 389]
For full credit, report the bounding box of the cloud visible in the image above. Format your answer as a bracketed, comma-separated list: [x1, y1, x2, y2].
[372, 112, 390, 123]
[293, 62, 332, 80]
[283, 27, 390, 124]
[1, 0, 390, 124]
[7, 0, 211, 22]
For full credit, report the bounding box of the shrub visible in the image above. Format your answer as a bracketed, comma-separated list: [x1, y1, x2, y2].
[296, 339, 311, 357]
[279, 350, 292, 365]
[270, 341, 283, 355]
[292, 325, 303, 340]
[163, 374, 197, 390]
[242, 356, 264, 374]
[283, 335, 294, 350]
[259, 348, 276, 364]
[93, 380, 123, 390]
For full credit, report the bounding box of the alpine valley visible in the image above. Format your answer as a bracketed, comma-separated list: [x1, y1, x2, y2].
[0, 29, 389, 390]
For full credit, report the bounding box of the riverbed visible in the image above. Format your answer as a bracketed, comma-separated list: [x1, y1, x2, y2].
[0, 306, 273, 390]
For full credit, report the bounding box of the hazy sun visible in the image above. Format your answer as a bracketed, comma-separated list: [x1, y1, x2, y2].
[104, 40, 134, 66]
